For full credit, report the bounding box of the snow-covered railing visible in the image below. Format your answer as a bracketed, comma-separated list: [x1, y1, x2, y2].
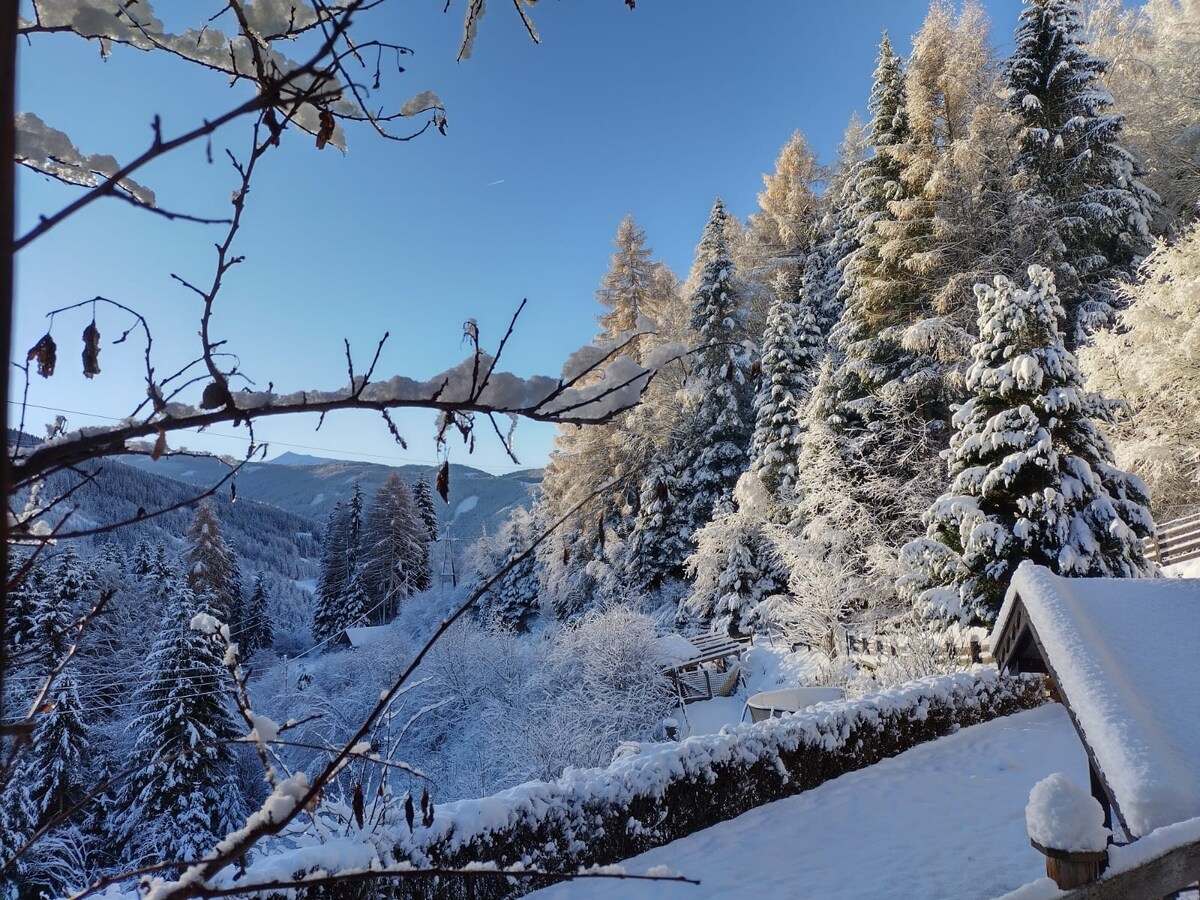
[1146, 508, 1200, 567]
[365, 669, 1043, 899]
[1000, 816, 1200, 899]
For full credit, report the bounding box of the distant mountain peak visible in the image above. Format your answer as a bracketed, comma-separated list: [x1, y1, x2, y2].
[269, 451, 335, 467]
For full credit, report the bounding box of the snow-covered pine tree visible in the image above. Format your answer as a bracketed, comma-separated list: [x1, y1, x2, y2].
[806, 112, 871, 344]
[838, 31, 912, 342]
[749, 270, 824, 506]
[1080, 223, 1200, 510]
[1006, 0, 1156, 349]
[677, 198, 754, 534]
[20, 576, 92, 826]
[3, 554, 45, 659]
[811, 34, 949, 564]
[474, 506, 541, 631]
[22, 667, 90, 833]
[313, 482, 369, 641]
[829, 33, 947, 437]
[360, 472, 426, 622]
[625, 455, 692, 593]
[116, 580, 246, 863]
[313, 500, 352, 643]
[0, 783, 33, 892]
[50, 545, 91, 619]
[684, 472, 785, 635]
[131, 538, 155, 576]
[413, 477, 441, 543]
[899, 266, 1155, 624]
[183, 500, 240, 622]
[239, 573, 274, 656]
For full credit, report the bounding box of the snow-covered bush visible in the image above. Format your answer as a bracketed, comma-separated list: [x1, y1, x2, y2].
[365, 669, 1043, 900]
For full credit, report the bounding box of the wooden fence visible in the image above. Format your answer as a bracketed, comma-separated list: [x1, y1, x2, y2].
[844, 633, 993, 668]
[1146, 508, 1200, 567]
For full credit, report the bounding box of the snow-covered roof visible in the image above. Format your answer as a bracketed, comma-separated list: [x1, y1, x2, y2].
[992, 563, 1200, 838]
[653, 633, 701, 668]
[341, 625, 394, 648]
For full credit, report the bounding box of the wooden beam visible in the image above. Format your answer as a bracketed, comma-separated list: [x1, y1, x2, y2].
[1053, 836, 1200, 899]
[1022, 613, 1134, 842]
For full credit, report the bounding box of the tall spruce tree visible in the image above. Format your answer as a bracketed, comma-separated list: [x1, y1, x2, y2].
[184, 500, 240, 622]
[1006, 0, 1156, 348]
[313, 500, 352, 643]
[898, 266, 1155, 624]
[828, 32, 948, 441]
[312, 482, 367, 642]
[474, 506, 541, 631]
[10, 574, 93, 859]
[413, 478, 441, 543]
[239, 573, 274, 656]
[117, 580, 245, 862]
[360, 473, 426, 622]
[678, 198, 755, 532]
[750, 271, 824, 506]
[626, 455, 692, 592]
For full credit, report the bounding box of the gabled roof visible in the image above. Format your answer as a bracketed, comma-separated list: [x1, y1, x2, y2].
[342, 625, 394, 648]
[991, 563, 1200, 839]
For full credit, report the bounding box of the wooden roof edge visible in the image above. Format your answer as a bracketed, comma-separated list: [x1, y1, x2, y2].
[999, 587, 1136, 843]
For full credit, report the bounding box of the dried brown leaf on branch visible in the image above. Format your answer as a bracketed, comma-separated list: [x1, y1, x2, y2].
[82, 322, 101, 378]
[27, 333, 57, 378]
[316, 109, 335, 149]
[404, 794, 415, 833]
[421, 786, 434, 827]
[151, 429, 167, 461]
[352, 783, 365, 829]
[201, 379, 234, 410]
[435, 460, 450, 503]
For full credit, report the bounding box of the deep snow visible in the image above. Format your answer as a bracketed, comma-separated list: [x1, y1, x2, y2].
[531, 704, 1087, 900]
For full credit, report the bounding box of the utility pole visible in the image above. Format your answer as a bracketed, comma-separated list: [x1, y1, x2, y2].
[438, 522, 459, 589]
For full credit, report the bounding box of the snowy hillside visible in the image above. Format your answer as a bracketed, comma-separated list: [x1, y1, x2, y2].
[37, 456, 319, 582]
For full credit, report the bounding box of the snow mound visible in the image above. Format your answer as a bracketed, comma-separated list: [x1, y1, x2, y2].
[1026, 773, 1109, 851]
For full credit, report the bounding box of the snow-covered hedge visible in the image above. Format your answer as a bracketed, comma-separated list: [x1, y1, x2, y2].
[370, 668, 1044, 898]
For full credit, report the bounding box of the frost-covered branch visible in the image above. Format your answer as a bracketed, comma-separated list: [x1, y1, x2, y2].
[11, 320, 667, 493]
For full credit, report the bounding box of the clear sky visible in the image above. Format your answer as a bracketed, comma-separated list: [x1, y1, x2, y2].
[14, 0, 1027, 474]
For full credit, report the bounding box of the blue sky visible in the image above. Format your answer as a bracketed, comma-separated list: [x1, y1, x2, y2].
[14, 0, 1026, 474]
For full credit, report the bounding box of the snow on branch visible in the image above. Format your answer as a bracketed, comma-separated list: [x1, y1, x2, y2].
[16, 112, 156, 207]
[11, 317, 678, 489]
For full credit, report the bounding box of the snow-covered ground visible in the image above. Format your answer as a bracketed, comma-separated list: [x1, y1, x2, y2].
[674, 643, 823, 737]
[532, 703, 1088, 900]
[1166, 557, 1200, 578]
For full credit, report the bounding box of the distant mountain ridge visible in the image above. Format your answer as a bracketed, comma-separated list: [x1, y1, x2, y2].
[118, 451, 541, 547]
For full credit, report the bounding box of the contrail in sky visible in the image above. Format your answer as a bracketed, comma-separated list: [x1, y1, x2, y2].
[488, 179, 506, 186]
